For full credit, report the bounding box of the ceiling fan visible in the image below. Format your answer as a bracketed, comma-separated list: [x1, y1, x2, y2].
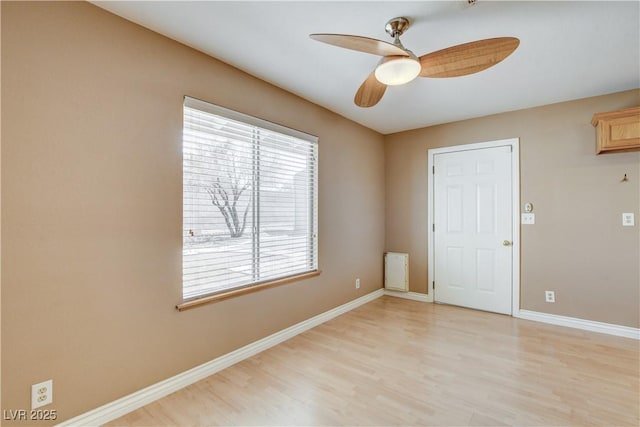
[310, 17, 519, 108]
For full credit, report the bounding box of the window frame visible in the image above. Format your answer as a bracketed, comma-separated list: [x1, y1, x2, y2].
[177, 97, 319, 310]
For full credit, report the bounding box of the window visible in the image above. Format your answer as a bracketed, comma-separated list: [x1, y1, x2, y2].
[182, 97, 318, 302]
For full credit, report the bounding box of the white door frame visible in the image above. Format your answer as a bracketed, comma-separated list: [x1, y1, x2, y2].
[427, 138, 520, 315]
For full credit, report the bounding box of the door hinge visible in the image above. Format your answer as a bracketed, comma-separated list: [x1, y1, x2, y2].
[432, 223, 435, 232]
[432, 165, 435, 174]
[432, 281, 435, 289]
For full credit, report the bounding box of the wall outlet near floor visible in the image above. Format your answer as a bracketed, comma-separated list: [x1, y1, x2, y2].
[31, 379, 53, 409]
[545, 290, 556, 303]
[355, 278, 361, 289]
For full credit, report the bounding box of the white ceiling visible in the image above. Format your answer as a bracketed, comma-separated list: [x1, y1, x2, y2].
[93, 1, 639, 134]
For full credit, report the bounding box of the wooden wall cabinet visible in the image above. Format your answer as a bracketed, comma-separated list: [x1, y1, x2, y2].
[591, 106, 640, 154]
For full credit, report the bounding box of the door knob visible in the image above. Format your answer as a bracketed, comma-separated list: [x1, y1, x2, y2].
[503, 240, 512, 246]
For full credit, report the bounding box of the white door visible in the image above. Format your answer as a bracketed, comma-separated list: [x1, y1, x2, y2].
[434, 146, 513, 314]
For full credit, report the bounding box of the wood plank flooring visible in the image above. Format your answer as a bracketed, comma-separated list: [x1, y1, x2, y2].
[107, 296, 640, 426]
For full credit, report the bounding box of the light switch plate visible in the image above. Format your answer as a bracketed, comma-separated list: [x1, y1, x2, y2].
[622, 213, 635, 226]
[522, 213, 535, 225]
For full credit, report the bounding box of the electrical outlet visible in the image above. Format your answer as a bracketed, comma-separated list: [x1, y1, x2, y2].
[31, 379, 53, 409]
[355, 278, 361, 289]
[545, 290, 555, 303]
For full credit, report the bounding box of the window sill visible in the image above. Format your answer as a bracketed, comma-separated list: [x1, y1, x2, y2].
[176, 270, 321, 311]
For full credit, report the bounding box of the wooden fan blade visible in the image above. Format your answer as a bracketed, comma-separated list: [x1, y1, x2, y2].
[310, 34, 409, 57]
[354, 71, 387, 108]
[419, 37, 519, 78]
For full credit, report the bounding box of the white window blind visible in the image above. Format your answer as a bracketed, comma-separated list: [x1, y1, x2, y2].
[182, 97, 318, 300]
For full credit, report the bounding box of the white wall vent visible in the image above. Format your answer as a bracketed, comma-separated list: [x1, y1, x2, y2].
[384, 252, 409, 292]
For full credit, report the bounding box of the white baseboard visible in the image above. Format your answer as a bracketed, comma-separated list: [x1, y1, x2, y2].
[380, 291, 637, 339]
[384, 289, 432, 302]
[516, 309, 640, 340]
[57, 288, 385, 427]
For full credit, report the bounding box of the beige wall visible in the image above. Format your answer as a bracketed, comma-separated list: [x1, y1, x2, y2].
[385, 89, 640, 328]
[1, 2, 385, 424]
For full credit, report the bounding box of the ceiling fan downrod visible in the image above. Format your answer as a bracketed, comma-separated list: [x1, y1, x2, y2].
[385, 17, 410, 48]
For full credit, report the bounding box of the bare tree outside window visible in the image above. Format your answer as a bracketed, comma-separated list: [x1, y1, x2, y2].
[205, 153, 252, 238]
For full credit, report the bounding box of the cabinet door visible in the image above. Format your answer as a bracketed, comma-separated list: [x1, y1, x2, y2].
[595, 110, 640, 154]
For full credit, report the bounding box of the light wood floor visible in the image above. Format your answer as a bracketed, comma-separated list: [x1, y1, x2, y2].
[108, 296, 640, 426]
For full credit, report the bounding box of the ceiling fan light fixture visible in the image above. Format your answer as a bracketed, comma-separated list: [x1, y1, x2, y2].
[374, 55, 421, 86]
